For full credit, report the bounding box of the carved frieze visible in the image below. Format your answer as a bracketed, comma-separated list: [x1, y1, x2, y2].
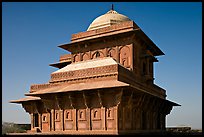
[50, 65, 117, 83]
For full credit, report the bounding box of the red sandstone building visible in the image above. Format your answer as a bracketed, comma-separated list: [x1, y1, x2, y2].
[10, 7, 180, 135]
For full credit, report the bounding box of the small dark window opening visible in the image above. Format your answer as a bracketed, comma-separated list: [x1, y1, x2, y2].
[34, 113, 39, 127]
[80, 111, 83, 119]
[56, 112, 58, 120]
[66, 112, 69, 119]
[122, 59, 126, 66]
[43, 116, 46, 122]
[94, 111, 97, 118]
[96, 51, 100, 58]
[108, 52, 112, 57]
[108, 110, 111, 117]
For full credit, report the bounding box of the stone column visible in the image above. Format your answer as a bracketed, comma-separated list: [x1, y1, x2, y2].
[116, 46, 119, 63]
[39, 113, 42, 130]
[101, 107, 106, 130]
[86, 108, 91, 130]
[130, 44, 134, 70]
[30, 113, 34, 130]
[73, 109, 77, 130]
[146, 58, 149, 75]
[47, 112, 51, 131]
[114, 106, 118, 130]
[105, 47, 108, 57]
[79, 53, 82, 61]
[60, 110, 64, 131]
[51, 109, 55, 131]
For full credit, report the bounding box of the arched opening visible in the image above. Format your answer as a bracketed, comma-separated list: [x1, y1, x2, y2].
[80, 111, 83, 119]
[119, 46, 130, 68]
[74, 55, 80, 62]
[66, 112, 69, 119]
[108, 110, 111, 117]
[92, 51, 104, 59]
[34, 113, 39, 127]
[94, 111, 97, 118]
[82, 53, 89, 61]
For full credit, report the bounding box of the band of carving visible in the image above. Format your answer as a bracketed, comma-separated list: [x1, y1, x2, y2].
[50, 65, 117, 82]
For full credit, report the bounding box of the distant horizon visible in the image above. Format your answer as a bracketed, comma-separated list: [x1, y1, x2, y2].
[2, 2, 202, 130]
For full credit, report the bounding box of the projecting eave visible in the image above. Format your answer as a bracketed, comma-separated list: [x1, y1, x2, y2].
[25, 80, 130, 96]
[49, 60, 71, 69]
[58, 28, 164, 56]
[165, 99, 181, 106]
[9, 96, 41, 104]
[136, 29, 165, 56]
[58, 29, 139, 52]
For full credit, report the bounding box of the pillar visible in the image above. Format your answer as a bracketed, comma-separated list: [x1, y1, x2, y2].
[39, 113, 42, 130]
[60, 110, 64, 131]
[30, 113, 34, 130]
[101, 107, 106, 130]
[51, 109, 55, 131]
[86, 108, 91, 130]
[73, 109, 77, 130]
[130, 44, 133, 70]
[116, 46, 119, 63]
[146, 58, 149, 75]
[114, 106, 118, 130]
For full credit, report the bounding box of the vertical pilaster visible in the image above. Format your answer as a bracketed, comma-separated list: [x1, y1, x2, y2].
[79, 53, 82, 61]
[101, 107, 106, 130]
[73, 109, 77, 130]
[114, 106, 118, 130]
[122, 107, 125, 130]
[51, 109, 55, 131]
[105, 47, 108, 57]
[71, 54, 74, 63]
[60, 110, 64, 131]
[86, 108, 91, 130]
[47, 112, 51, 131]
[130, 44, 133, 70]
[30, 113, 34, 130]
[39, 113, 42, 130]
[146, 58, 149, 75]
[116, 46, 119, 63]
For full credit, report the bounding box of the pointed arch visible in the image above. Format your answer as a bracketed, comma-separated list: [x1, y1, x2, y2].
[92, 51, 104, 59]
[82, 53, 89, 61]
[107, 48, 117, 60]
[119, 46, 130, 67]
[74, 54, 80, 62]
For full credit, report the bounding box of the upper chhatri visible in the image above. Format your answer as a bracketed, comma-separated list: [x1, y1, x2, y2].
[87, 6, 131, 31]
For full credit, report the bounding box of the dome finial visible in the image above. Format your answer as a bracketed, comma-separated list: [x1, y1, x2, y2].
[111, 4, 114, 10]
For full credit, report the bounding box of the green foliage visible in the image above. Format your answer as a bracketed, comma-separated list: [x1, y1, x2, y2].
[2, 122, 28, 135]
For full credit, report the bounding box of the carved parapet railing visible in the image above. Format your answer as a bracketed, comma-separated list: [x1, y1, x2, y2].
[71, 21, 136, 42]
[30, 83, 60, 93]
[50, 65, 118, 83]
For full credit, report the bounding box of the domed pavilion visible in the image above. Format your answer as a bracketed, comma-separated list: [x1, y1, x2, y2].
[10, 6, 180, 135]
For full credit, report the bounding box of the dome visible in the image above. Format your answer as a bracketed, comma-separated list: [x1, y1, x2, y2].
[87, 9, 131, 31]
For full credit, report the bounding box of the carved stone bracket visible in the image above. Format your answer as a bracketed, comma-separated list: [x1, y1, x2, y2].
[54, 94, 61, 110]
[22, 102, 32, 113]
[83, 91, 88, 108]
[127, 90, 133, 108]
[68, 94, 75, 109]
[115, 89, 123, 106]
[97, 90, 103, 107]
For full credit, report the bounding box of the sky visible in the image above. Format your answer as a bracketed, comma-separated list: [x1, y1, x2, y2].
[2, 2, 202, 129]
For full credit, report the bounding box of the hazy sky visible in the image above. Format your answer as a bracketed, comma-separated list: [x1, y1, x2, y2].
[2, 2, 202, 129]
